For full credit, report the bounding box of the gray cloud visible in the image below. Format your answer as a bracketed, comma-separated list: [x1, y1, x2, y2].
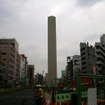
[83, 33, 99, 41]
[76, 0, 104, 7]
[0, 0, 105, 78]
[0, 1, 11, 25]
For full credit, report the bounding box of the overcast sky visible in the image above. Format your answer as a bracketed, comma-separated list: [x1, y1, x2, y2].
[0, 0, 105, 78]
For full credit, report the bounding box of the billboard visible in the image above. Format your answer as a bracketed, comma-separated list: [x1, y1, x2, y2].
[61, 70, 65, 77]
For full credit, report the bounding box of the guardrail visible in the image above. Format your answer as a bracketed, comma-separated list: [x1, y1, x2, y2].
[56, 91, 87, 103]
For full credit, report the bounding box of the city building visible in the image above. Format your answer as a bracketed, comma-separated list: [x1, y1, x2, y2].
[20, 54, 28, 86]
[27, 65, 35, 87]
[80, 42, 96, 74]
[73, 55, 81, 78]
[48, 16, 57, 86]
[95, 34, 105, 74]
[61, 67, 68, 86]
[35, 73, 43, 86]
[0, 56, 5, 87]
[100, 34, 105, 45]
[0, 38, 20, 87]
[67, 57, 73, 83]
[45, 73, 48, 86]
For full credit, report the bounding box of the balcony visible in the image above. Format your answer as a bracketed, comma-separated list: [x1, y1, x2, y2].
[97, 60, 104, 65]
[96, 49, 105, 57]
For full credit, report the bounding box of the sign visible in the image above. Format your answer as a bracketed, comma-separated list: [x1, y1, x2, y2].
[81, 78, 90, 88]
[61, 70, 65, 77]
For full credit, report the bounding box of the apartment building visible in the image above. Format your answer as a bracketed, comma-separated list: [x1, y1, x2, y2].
[67, 56, 73, 82]
[95, 34, 105, 74]
[0, 38, 20, 87]
[35, 73, 43, 86]
[80, 42, 96, 74]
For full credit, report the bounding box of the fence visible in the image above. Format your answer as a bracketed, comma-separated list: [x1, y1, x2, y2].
[76, 73, 105, 105]
[55, 73, 105, 105]
[0, 88, 36, 105]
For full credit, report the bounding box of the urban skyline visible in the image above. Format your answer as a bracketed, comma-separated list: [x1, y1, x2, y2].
[0, 34, 105, 87]
[0, 0, 105, 78]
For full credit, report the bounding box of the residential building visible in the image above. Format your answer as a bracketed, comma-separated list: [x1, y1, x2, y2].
[0, 38, 20, 87]
[20, 54, 28, 86]
[100, 34, 105, 45]
[48, 16, 57, 86]
[95, 34, 105, 74]
[35, 73, 43, 86]
[67, 56, 73, 83]
[0, 57, 5, 87]
[80, 42, 96, 74]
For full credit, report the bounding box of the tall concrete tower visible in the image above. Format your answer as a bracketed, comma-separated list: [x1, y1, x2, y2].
[48, 16, 57, 86]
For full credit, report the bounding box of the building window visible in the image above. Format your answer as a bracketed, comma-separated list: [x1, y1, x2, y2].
[81, 48, 85, 51]
[0, 52, 6, 55]
[9, 70, 14, 75]
[9, 64, 14, 70]
[16, 73, 19, 77]
[1, 58, 6, 61]
[0, 47, 7, 49]
[9, 76, 13, 80]
[10, 53, 15, 58]
[11, 47, 15, 53]
[10, 58, 14, 64]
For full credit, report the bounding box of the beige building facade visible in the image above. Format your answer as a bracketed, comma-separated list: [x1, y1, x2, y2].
[0, 38, 20, 87]
[48, 16, 57, 86]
